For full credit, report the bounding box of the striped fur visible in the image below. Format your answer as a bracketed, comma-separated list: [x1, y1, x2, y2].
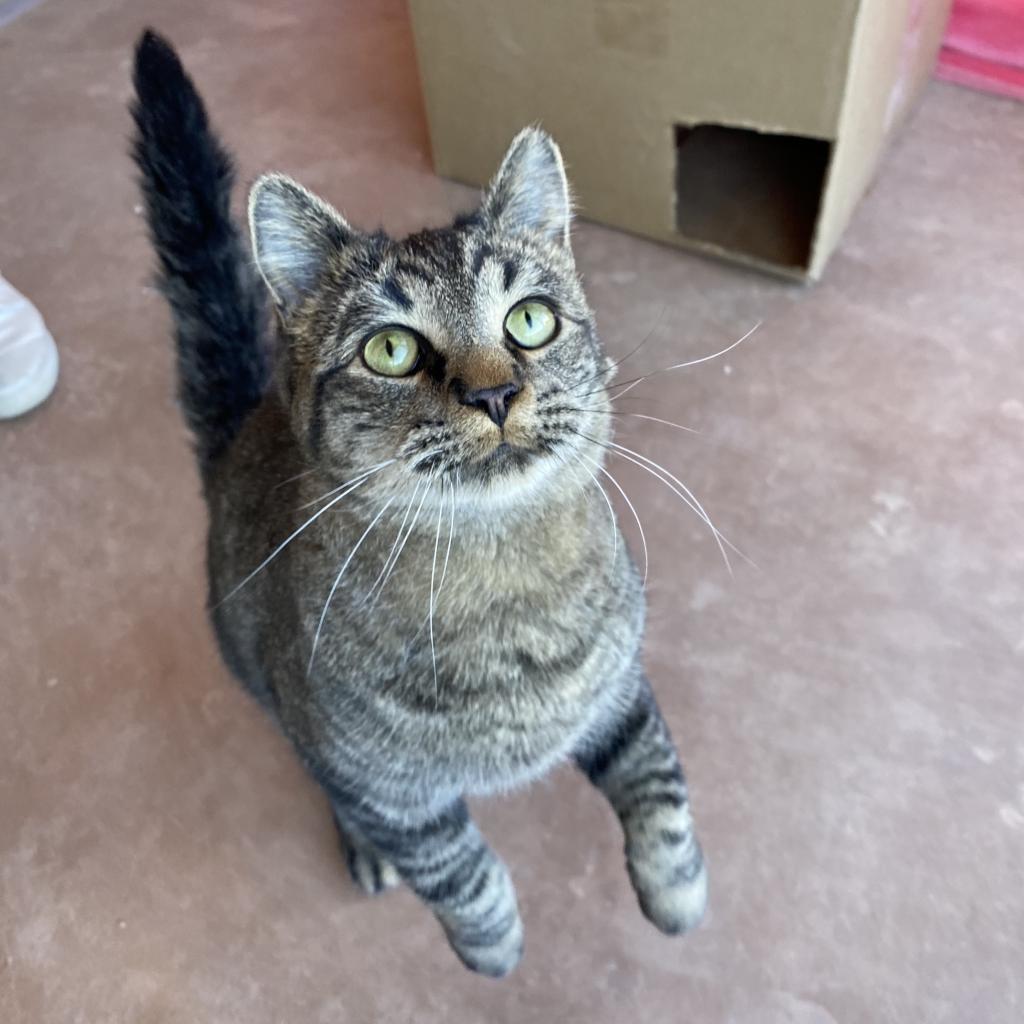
[129, 31, 268, 465]
[131, 31, 706, 977]
[576, 682, 707, 935]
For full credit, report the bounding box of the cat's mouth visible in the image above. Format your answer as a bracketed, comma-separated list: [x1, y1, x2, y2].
[465, 440, 535, 482]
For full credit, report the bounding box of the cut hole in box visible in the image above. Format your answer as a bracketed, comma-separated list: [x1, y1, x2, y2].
[674, 124, 833, 272]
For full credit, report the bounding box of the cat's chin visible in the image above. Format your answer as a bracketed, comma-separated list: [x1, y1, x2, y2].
[458, 443, 569, 512]
[466, 441, 533, 480]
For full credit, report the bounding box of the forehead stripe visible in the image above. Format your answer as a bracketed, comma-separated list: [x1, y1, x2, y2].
[393, 260, 433, 285]
[502, 257, 520, 292]
[381, 274, 413, 311]
[471, 243, 495, 278]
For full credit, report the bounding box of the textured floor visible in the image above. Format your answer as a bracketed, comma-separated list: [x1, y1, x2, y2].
[2, 2, 1023, 1022]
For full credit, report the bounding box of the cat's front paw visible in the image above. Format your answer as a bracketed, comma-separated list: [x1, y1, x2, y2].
[630, 854, 707, 935]
[334, 814, 401, 896]
[626, 820, 708, 936]
[446, 912, 524, 978]
[346, 844, 402, 896]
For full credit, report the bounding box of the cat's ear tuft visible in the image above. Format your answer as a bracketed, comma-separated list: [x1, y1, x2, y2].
[248, 173, 353, 315]
[482, 127, 573, 247]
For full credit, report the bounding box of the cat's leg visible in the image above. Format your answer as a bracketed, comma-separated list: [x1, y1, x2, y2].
[329, 793, 523, 977]
[331, 806, 401, 896]
[574, 676, 707, 935]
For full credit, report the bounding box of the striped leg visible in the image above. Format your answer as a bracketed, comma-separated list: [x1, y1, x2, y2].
[575, 680, 707, 935]
[335, 796, 523, 977]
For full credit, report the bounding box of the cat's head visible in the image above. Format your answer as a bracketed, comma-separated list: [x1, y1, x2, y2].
[248, 128, 611, 513]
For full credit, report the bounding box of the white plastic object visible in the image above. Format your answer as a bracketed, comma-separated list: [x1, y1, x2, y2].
[0, 274, 59, 419]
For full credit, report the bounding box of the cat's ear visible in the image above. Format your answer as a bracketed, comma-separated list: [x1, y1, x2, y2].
[482, 127, 573, 247]
[248, 173, 353, 315]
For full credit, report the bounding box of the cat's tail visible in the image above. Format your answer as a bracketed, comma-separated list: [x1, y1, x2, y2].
[129, 29, 269, 466]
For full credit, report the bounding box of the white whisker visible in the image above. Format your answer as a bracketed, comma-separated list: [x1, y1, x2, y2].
[619, 412, 699, 434]
[215, 461, 393, 607]
[307, 496, 395, 676]
[581, 431, 753, 574]
[370, 474, 432, 607]
[428, 480, 444, 704]
[295, 458, 397, 511]
[410, 447, 444, 470]
[663, 321, 762, 371]
[590, 321, 763, 403]
[567, 303, 668, 395]
[544, 400, 700, 437]
[606, 440, 737, 573]
[582, 453, 649, 586]
[360, 477, 422, 607]
[604, 438, 732, 573]
[574, 454, 617, 564]
[436, 473, 457, 603]
[271, 468, 315, 491]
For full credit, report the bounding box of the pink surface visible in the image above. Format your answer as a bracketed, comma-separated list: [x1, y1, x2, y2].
[937, 0, 1024, 100]
[3, 0, 1024, 1019]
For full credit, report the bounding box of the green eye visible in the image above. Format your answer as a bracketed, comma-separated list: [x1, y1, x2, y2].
[504, 300, 558, 350]
[363, 329, 420, 376]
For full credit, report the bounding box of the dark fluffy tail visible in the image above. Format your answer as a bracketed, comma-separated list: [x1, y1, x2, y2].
[130, 29, 268, 466]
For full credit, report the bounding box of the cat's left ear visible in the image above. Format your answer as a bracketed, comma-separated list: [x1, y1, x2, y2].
[248, 173, 354, 316]
[482, 127, 573, 247]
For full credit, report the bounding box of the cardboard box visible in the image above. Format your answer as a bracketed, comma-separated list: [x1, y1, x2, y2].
[409, 0, 953, 280]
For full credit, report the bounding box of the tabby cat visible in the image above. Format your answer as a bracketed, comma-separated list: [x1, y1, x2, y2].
[130, 29, 706, 976]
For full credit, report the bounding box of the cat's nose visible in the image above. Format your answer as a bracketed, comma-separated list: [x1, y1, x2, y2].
[458, 381, 521, 428]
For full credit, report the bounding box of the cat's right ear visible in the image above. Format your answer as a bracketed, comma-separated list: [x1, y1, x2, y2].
[248, 173, 353, 316]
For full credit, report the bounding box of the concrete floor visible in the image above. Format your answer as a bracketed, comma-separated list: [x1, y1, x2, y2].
[2, 1, 1022, 1021]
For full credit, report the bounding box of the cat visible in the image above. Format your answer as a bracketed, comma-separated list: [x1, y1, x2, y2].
[130, 29, 706, 977]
